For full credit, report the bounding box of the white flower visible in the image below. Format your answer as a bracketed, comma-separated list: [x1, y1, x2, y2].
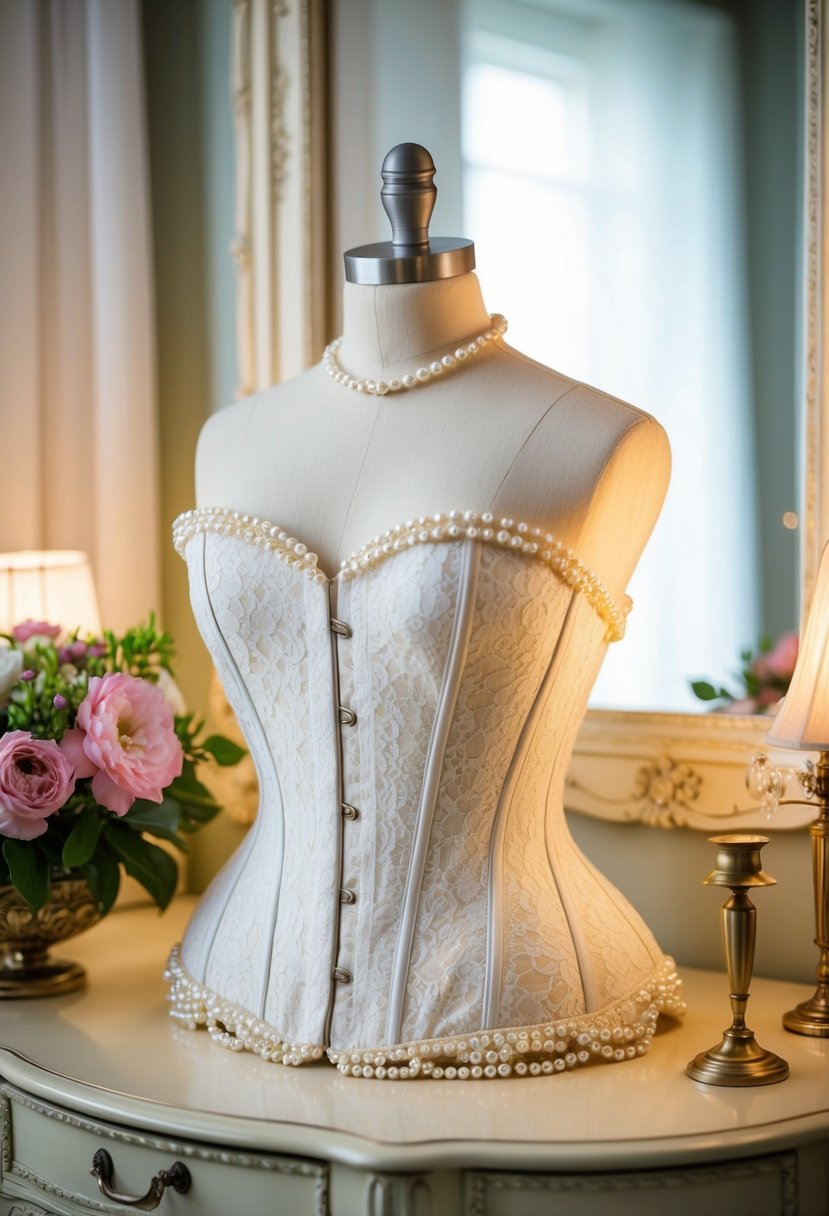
[155, 667, 187, 717]
[0, 648, 23, 705]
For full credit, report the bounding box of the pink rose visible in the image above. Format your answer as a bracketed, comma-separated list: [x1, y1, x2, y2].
[61, 673, 183, 816]
[12, 620, 61, 643]
[760, 632, 799, 681]
[0, 731, 76, 840]
[756, 686, 784, 708]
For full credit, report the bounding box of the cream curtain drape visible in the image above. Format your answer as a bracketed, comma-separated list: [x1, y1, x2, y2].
[0, 0, 159, 633]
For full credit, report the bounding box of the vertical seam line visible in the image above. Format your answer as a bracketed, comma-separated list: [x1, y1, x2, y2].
[192, 534, 284, 1018]
[322, 589, 347, 1047]
[384, 540, 481, 1045]
[482, 591, 580, 1027]
[543, 603, 598, 1011]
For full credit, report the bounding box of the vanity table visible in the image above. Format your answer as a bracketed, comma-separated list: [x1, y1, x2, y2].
[0, 897, 825, 1216]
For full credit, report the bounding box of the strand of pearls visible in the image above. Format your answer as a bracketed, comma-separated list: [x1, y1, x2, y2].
[330, 958, 684, 1080]
[172, 506, 326, 584]
[322, 314, 508, 396]
[336, 510, 628, 641]
[166, 946, 684, 1081]
[172, 506, 629, 640]
[165, 947, 325, 1066]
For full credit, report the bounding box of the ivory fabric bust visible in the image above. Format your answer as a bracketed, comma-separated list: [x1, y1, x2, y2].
[166, 267, 683, 1081]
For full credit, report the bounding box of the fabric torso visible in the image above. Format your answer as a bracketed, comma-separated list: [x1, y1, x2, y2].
[172, 508, 674, 1062]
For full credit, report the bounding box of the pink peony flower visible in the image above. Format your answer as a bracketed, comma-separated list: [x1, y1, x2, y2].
[756, 686, 784, 708]
[0, 731, 76, 840]
[61, 673, 183, 816]
[12, 620, 61, 644]
[759, 632, 799, 681]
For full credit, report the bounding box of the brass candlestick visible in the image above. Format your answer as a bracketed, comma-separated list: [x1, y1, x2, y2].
[686, 835, 789, 1086]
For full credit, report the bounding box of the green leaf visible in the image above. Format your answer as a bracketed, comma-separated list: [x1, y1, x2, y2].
[136, 824, 189, 851]
[85, 847, 121, 915]
[168, 758, 217, 805]
[61, 808, 104, 869]
[166, 779, 218, 808]
[175, 799, 222, 829]
[201, 735, 246, 766]
[3, 840, 51, 911]
[124, 797, 179, 830]
[690, 680, 721, 702]
[105, 825, 178, 910]
[122, 799, 188, 852]
[36, 831, 65, 867]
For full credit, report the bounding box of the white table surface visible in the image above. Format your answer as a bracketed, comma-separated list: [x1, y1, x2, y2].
[0, 897, 826, 1172]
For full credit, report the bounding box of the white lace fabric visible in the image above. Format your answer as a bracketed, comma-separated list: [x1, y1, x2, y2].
[166, 945, 683, 1080]
[168, 507, 684, 1080]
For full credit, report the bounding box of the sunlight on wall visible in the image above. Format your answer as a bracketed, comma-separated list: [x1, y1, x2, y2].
[461, 0, 766, 711]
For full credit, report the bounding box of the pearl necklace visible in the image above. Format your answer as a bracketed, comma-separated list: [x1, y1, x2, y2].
[322, 314, 508, 396]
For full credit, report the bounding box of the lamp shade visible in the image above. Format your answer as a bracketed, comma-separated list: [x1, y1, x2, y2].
[0, 550, 101, 637]
[767, 540, 829, 750]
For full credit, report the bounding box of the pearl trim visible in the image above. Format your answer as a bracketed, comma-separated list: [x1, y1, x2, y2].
[165, 947, 325, 1066]
[322, 315, 508, 396]
[173, 508, 629, 641]
[165, 947, 684, 1080]
[173, 507, 326, 584]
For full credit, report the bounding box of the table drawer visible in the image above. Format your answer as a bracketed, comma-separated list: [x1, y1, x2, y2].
[0, 1083, 328, 1216]
[465, 1154, 799, 1216]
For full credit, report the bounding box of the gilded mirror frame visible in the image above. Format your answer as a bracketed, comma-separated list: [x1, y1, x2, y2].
[230, 0, 823, 832]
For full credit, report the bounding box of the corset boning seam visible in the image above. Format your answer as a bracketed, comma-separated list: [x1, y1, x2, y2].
[482, 590, 581, 1028]
[184, 534, 265, 981]
[196, 533, 287, 1020]
[545, 762, 597, 1013]
[385, 540, 482, 1045]
[572, 832, 657, 963]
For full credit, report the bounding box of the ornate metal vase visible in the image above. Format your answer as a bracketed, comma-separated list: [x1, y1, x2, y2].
[0, 877, 101, 997]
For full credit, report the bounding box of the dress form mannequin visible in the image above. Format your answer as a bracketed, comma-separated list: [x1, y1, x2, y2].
[197, 148, 670, 608]
[169, 146, 682, 1079]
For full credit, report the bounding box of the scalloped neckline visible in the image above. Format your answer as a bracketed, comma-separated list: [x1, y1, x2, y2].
[173, 507, 630, 642]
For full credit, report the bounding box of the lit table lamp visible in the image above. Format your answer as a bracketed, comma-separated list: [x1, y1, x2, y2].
[0, 551, 101, 637]
[765, 539, 829, 1036]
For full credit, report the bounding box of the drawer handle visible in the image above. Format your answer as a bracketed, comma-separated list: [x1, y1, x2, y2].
[91, 1147, 191, 1210]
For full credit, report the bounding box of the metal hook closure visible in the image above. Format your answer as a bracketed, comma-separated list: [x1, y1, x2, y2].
[91, 1148, 191, 1210]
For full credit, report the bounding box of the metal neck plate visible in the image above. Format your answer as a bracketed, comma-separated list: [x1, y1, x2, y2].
[344, 142, 475, 285]
[344, 237, 475, 285]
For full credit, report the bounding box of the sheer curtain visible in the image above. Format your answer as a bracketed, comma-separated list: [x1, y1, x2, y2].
[0, 0, 159, 632]
[463, 0, 759, 711]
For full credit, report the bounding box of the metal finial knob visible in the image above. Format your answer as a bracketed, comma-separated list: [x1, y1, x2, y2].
[343, 144, 474, 285]
[380, 143, 436, 249]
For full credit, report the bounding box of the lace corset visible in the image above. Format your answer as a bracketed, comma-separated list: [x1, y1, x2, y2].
[166, 507, 683, 1082]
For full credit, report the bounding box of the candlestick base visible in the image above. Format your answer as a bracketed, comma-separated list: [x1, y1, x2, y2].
[686, 1027, 789, 1086]
[782, 989, 829, 1037]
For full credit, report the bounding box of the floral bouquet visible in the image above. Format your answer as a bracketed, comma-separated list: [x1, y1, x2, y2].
[690, 631, 799, 715]
[0, 617, 244, 914]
